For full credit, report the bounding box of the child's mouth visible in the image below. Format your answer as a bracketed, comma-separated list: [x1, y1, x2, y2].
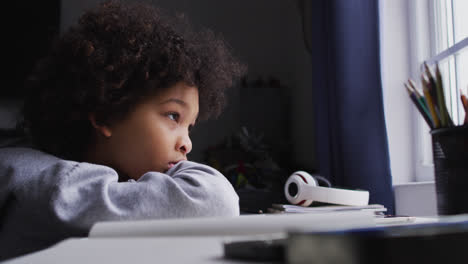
[168, 162, 176, 169]
[167, 160, 185, 170]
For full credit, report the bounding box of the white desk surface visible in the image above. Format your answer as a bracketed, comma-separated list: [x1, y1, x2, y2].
[3, 216, 439, 264]
[4, 236, 267, 264]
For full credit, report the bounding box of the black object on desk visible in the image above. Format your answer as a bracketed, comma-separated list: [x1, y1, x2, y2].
[224, 238, 285, 262]
[224, 216, 468, 264]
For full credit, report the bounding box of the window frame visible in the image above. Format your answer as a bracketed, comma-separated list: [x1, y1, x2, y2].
[412, 0, 436, 182]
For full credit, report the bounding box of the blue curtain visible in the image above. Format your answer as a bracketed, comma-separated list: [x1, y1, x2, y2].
[306, 0, 395, 213]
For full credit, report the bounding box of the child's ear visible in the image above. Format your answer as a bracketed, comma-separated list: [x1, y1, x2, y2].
[88, 113, 112, 138]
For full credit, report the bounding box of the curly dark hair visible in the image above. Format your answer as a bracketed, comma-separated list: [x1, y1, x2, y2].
[21, 0, 245, 161]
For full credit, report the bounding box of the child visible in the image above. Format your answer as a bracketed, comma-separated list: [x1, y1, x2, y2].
[0, 0, 245, 260]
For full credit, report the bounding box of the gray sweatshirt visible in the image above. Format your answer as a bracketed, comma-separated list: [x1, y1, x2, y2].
[0, 147, 239, 260]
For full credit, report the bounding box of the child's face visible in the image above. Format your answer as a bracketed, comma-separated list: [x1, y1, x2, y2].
[95, 82, 199, 180]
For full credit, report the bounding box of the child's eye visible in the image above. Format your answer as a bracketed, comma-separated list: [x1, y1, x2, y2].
[167, 112, 180, 122]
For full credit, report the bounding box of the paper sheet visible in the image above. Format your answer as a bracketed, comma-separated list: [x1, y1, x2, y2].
[89, 211, 376, 238]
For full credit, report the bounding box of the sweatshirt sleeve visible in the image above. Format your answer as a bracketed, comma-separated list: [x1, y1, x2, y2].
[49, 160, 240, 229]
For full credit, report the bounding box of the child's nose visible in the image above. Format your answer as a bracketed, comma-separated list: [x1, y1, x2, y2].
[177, 134, 192, 155]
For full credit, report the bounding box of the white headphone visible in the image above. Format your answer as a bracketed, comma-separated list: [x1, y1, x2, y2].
[284, 171, 369, 207]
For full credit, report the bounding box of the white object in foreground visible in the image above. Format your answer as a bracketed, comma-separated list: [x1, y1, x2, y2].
[89, 211, 376, 238]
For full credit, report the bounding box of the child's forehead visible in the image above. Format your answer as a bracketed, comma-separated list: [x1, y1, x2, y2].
[154, 82, 199, 100]
[139, 82, 199, 112]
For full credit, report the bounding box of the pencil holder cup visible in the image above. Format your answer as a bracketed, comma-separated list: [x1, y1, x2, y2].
[431, 125, 468, 215]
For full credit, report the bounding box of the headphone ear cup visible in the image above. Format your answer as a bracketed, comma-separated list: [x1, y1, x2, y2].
[284, 171, 318, 207]
[293, 171, 318, 186]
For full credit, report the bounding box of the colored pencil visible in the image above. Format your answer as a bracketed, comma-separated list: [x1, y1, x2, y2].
[461, 90, 468, 125]
[421, 76, 440, 128]
[423, 62, 439, 110]
[408, 79, 430, 114]
[434, 64, 454, 127]
[405, 82, 434, 129]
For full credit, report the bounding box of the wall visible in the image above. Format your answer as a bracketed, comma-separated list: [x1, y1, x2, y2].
[394, 181, 437, 216]
[380, 0, 438, 216]
[379, 0, 414, 184]
[60, 0, 315, 170]
[380, 0, 433, 185]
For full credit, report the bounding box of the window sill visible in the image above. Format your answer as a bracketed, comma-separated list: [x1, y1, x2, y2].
[393, 181, 437, 216]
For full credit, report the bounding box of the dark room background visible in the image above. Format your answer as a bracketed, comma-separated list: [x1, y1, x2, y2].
[1, 0, 315, 209]
[3, 0, 315, 169]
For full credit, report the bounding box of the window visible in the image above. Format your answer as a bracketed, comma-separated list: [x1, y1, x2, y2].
[429, 0, 468, 124]
[415, 0, 468, 181]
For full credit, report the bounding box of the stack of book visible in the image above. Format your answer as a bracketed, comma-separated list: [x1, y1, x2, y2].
[268, 203, 422, 226]
[269, 203, 387, 216]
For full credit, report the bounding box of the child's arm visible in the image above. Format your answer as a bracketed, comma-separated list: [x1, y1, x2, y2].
[0, 148, 239, 232]
[0, 148, 239, 259]
[52, 160, 240, 228]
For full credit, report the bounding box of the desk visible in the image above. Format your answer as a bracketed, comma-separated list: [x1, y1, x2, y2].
[4, 236, 264, 264]
[3, 216, 439, 264]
